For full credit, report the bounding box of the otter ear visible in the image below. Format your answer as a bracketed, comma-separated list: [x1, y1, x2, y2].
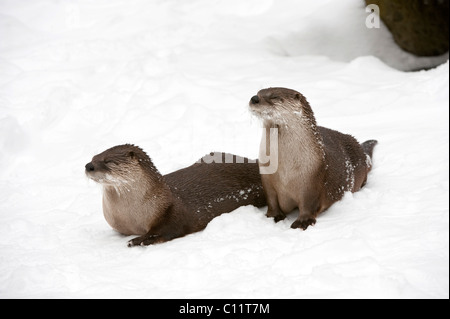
[128, 151, 135, 159]
[295, 93, 301, 100]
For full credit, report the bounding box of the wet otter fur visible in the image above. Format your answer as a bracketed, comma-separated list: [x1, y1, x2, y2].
[249, 87, 377, 230]
[85, 144, 266, 246]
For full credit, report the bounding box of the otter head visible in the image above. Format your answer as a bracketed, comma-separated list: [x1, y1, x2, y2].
[85, 144, 160, 188]
[249, 87, 314, 126]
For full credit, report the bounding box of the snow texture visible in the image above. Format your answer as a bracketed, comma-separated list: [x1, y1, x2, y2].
[0, 0, 448, 298]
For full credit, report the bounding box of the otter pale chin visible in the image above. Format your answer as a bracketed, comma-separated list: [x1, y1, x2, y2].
[85, 144, 266, 246]
[249, 87, 377, 230]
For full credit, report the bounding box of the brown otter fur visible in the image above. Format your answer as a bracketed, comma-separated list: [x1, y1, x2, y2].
[249, 87, 377, 230]
[85, 144, 266, 246]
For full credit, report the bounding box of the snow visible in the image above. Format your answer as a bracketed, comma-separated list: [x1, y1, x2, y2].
[0, 0, 448, 298]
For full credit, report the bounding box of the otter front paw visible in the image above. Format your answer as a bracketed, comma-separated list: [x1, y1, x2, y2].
[291, 217, 316, 230]
[266, 209, 286, 223]
[127, 234, 159, 247]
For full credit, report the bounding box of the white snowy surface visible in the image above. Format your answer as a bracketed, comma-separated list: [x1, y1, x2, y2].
[0, 0, 448, 298]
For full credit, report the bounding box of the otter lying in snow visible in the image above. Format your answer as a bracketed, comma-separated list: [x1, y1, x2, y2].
[86, 144, 266, 246]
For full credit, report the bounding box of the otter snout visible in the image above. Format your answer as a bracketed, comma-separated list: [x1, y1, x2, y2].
[85, 162, 95, 172]
[250, 95, 260, 104]
[85, 161, 108, 184]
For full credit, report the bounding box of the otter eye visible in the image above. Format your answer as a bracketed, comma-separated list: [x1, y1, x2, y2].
[128, 151, 135, 159]
[270, 96, 283, 103]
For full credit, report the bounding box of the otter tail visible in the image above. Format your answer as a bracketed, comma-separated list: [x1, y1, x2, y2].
[361, 140, 378, 160]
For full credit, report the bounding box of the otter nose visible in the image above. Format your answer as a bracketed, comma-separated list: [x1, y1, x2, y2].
[85, 162, 95, 172]
[251, 95, 260, 104]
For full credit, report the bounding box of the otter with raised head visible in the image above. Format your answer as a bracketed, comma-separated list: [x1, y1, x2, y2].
[249, 87, 377, 230]
[85, 144, 266, 246]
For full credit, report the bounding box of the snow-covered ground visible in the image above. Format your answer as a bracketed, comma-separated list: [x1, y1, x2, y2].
[0, 0, 448, 298]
